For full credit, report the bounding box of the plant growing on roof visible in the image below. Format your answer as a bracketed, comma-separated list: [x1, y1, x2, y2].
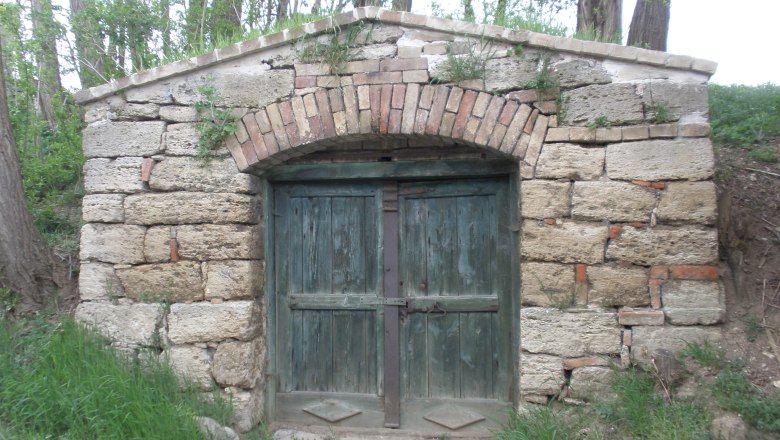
[296, 21, 369, 74]
[194, 77, 237, 161]
[431, 37, 495, 83]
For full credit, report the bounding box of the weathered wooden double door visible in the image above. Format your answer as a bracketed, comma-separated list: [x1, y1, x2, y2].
[272, 177, 512, 434]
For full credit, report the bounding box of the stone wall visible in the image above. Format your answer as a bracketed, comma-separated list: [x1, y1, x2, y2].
[74, 7, 721, 430]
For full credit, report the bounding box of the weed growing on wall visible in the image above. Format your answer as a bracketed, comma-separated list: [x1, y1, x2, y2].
[194, 77, 237, 161]
[432, 39, 493, 83]
[297, 22, 369, 73]
[526, 56, 560, 100]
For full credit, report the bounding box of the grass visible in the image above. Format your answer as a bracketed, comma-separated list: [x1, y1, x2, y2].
[432, 40, 491, 83]
[712, 364, 780, 433]
[0, 313, 231, 439]
[709, 83, 780, 148]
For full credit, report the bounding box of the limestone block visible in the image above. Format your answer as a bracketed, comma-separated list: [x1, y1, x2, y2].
[606, 139, 715, 181]
[116, 262, 204, 303]
[84, 157, 145, 194]
[144, 226, 173, 263]
[75, 302, 164, 346]
[601, 59, 711, 84]
[639, 81, 708, 120]
[224, 386, 264, 432]
[179, 225, 262, 260]
[83, 121, 165, 157]
[484, 56, 539, 92]
[79, 262, 124, 301]
[535, 144, 605, 180]
[168, 301, 261, 343]
[606, 225, 718, 265]
[159, 106, 200, 123]
[358, 23, 403, 44]
[588, 265, 650, 307]
[213, 339, 264, 388]
[631, 325, 722, 365]
[520, 353, 565, 395]
[354, 44, 397, 60]
[124, 192, 259, 225]
[205, 260, 264, 300]
[80, 223, 146, 264]
[572, 181, 657, 222]
[521, 308, 621, 356]
[163, 123, 204, 156]
[521, 220, 607, 264]
[167, 345, 213, 390]
[82, 194, 125, 223]
[109, 103, 160, 121]
[553, 58, 612, 88]
[568, 366, 614, 401]
[520, 180, 571, 219]
[562, 83, 645, 125]
[657, 181, 717, 225]
[662, 280, 724, 325]
[521, 262, 576, 307]
[171, 70, 294, 108]
[149, 156, 261, 194]
[125, 81, 174, 104]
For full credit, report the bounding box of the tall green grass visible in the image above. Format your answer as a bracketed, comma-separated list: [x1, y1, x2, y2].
[0, 314, 230, 439]
[709, 83, 780, 149]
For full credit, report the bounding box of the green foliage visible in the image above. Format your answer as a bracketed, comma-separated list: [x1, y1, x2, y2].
[679, 340, 724, 368]
[709, 83, 780, 147]
[297, 22, 368, 73]
[194, 78, 237, 161]
[713, 364, 780, 433]
[572, 25, 621, 44]
[526, 57, 560, 99]
[647, 100, 671, 124]
[0, 314, 231, 438]
[432, 40, 492, 83]
[595, 366, 711, 439]
[493, 406, 578, 440]
[749, 146, 778, 163]
[586, 116, 611, 129]
[743, 315, 763, 342]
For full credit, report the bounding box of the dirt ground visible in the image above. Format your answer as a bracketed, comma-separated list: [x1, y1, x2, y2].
[715, 138, 780, 394]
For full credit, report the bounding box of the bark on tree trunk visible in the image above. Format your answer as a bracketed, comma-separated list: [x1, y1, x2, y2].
[462, 0, 475, 22]
[576, 0, 621, 42]
[494, 0, 507, 25]
[627, 0, 670, 51]
[391, 0, 411, 12]
[31, 0, 63, 129]
[0, 38, 72, 315]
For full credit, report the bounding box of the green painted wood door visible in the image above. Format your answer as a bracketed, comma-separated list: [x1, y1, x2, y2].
[272, 178, 512, 433]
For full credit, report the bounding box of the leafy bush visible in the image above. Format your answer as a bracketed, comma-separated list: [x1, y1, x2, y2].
[709, 83, 780, 147]
[0, 314, 231, 439]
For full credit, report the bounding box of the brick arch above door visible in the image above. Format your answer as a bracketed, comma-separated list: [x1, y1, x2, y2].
[225, 84, 551, 174]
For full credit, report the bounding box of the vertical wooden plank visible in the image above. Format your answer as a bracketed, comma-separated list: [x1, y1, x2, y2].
[427, 313, 460, 398]
[402, 314, 428, 398]
[333, 310, 366, 392]
[425, 196, 458, 296]
[288, 197, 304, 392]
[459, 312, 494, 398]
[332, 197, 367, 294]
[302, 197, 333, 294]
[400, 198, 427, 297]
[302, 310, 334, 391]
[457, 195, 495, 296]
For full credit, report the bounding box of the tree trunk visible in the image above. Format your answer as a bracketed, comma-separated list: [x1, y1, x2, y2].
[30, 0, 62, 129]
[0, 38, 71, 315]
[209, 0, 243, 44]
[494, 0, 507, 25]
[390, 0, 411, 12]
[69, 0, 107, 88]
[576, 0, 621, 42]
[185, 0, 208, 49]
[462, 0, 475, 22]
[627, 0, 670, 51]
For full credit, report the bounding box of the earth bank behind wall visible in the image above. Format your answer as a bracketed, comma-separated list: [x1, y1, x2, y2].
[73, 7, 721, 431]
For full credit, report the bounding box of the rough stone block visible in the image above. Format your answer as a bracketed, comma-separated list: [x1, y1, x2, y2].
[662, 280, 724, 325]
[109, 102, 160, 121]
[225, 386, 264, 433]
[84, 157, 145, 194]
[568, 366, 614, 401]
[631, 325, 722, 365]
[484, 56, 539, 92]
[520, 180, 571, 218]
[124, 193, 259, 225]
[618, 308, 665, 326]
[520, 353, 565, 395]
[535, 144, 605, 180]
[554, 58, 612, 88]
[175, 225, 262, 260]
[172, 70, 294, 108]
[563, 83, 644, 125]
[640, 81, 708, 120]
[82, 194, 125, 223]
[163, 123, 226, 156]
[588, 265, 650, 307]
[75, 302, 164, 346]
[521, 308, 621, 356]
[213, 339, 264, 388]
[168, 301, 261, 343]
[521, 262, 576, 307]
[79, 262, 124, 301]
[83, 121, 165, 157]
[149, 157, 261, 194]
[522, 220, 607, 264]
[606, 225, 718, 266]
[116, 262, 204, 303]
[80, 223, 146, 264]
[606, 138, 715, 181]
[167, 345, 213, 390]
[205, 260, 264, 300]
[657, 181, 717, 225]
[571, 181, 657, 222]
[159, 106, 200, 122]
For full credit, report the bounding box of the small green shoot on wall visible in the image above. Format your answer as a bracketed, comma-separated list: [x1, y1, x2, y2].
[297, 22, 369, 74]
[526, 56, 560, 100]
[195, 77, 237, 161]
[432, 38, 494, 83]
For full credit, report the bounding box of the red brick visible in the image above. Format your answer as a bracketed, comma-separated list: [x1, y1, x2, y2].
[506, 89, 538, 103]
[575, 264, 587, 283]
[285, 123, 301, 148]
[279, 101, 295, 125]
[379, 58, 428, 71]
[445, 87, 464, 113]
[413, 109, 429, 135]
[523, 109, 540, 134]
[419, 85, 435, 109]
[544, 218, 556, 225]
[140, 158, 153, 182]
[472, 92, 492, 117]
[618, 308, 665, 326]
[425, 86, 450, 135]
[388, 109, 403, 134]
[241, 139, 259, 165]
[668, 265, 719, 281]
[329, 89, 345, 113]
[294, 76, 317, 88]
[651, 182, 666, 190]
[315, 89, 336, 138]
[379, 84, 393, 134]
[629, 222, 646, 229]
[632, 179, 665, 189]
[623, 330, 632, 346]
[352, 71, 403, 85]
[474, 96, 505, 145]
[534, 100, 557, 114]
[401, 83, 420, 134]
[170, 239, 178, 262]
[262, 132, 279, 155]
[242, 113, 268, 159]
[649, 279, 662, 309]
[650, 266, 669, 280]
[451, 90, 478, 139]
[308, 116, 322, 139]
[608, 225, 622, 239]
[563, 357, 603, 370]
[369, 85, 382, 131]
[499, 101, 519, 126]
[487, 123, 508, 149]
[391, 84, 406, 109]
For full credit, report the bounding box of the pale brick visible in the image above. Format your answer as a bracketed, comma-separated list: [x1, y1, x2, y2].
[82, 194, 125, 223]
[631, 326, 722, 365]
[606, 139, 715, 181]
[521, 262, 577, 307]
[535, 144, 605, 180]
[167, 345, 213, 390]
[84, 157, 145, 194]
[521, 308, 621, 356]
[618, 308, 665, 326]
[520, 180, 571, 218]
[563, 83, 644, 125]
[116, 262, 204, 303]
[662, 280, 724, 325]
[571, 181, 657, 222]
[124, 192, 259, 225]
[75, 302, 164, 346]
[168, 301, 261, 343]
[149, 157, 261, 193]
[588, 265, 650, 307]
[522, 220, 607, 264]
[656, 181, 717, 225]
[205, 260, 264, 300]
[83, 121, 165, 157]
[172, 225, 262, 260]
[520, 354, 565, 395]
[80, 223, 146, 264]
[606, 225, 718, 265]
[569, 366, 614, 401]
[213, 339, 264, 388]
[79, 262, 124, 301]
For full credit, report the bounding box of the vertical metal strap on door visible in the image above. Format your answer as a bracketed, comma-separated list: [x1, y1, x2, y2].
[382, 182, 401, 428]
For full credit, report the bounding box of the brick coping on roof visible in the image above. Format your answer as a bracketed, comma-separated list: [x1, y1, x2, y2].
[73, 7, 717, 105]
